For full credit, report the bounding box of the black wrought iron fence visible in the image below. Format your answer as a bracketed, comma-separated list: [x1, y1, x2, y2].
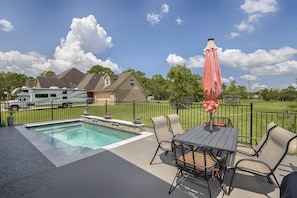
[1, 100, 296, 145]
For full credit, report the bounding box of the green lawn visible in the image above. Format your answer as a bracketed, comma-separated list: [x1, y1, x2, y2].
[2, 100, 297, 143]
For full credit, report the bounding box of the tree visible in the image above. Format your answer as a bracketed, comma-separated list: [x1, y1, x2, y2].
[44, 71, 56, 77]
[191, 74, 203, 101]
[260, 88, 280, 101]
[279, 86, 297, 101]
[166, 65, 195, 103]
[87, 65, 114, 75]
[150, 74, 170, 100]
[0, 72, 28, 99]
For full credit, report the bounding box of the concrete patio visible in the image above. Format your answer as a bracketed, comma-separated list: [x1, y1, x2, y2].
[0, 125, 296, 198]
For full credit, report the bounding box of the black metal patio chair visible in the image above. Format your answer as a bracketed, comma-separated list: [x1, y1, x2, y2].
[228, 126, 297, 195]
[169, 139, 227, 197]
[237, 121, 276, 157]
[150, 116, 174, 165]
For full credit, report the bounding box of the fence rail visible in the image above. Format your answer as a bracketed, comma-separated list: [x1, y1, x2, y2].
[1, 101, 296, 145]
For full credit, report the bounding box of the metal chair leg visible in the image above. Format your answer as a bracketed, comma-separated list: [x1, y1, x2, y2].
[150, 146, 160, 165]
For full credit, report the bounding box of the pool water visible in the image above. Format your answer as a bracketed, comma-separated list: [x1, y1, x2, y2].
[27, 121, 139, 156]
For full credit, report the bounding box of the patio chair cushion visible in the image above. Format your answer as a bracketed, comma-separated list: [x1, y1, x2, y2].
[235, 159, 272, 176]
[236, 143, 257, 155]
[259, 127, 297, 169]
[176, 151, 219, 173]
[167, 114, 183, 136]
[237, 121, 276, 157]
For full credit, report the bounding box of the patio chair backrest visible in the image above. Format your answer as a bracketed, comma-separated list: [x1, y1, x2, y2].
[167, 114, 183, 136]
[150, 116, 173, 144]
[259, 126, 297, 172]
[254, 121, 277, 152]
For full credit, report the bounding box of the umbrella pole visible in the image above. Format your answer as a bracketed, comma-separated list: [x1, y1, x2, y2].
[210, 112, 213, 132]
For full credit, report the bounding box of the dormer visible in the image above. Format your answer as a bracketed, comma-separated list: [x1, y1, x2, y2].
[104, 74, 111, 86]
[103, 73, 118, 86]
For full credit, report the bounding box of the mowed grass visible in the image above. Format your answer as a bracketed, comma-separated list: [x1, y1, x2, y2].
[4, 99, 297, 141]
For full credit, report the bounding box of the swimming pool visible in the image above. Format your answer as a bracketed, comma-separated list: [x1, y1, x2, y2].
[27, 121, 138, 151]
[16, 119, 152, 167]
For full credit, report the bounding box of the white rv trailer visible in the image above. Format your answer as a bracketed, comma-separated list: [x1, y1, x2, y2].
[5, 87, 87, 111]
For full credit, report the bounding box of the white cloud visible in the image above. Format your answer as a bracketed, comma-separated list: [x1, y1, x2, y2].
[0, 19, 14, 32]
[166, 53, 186, 66]
[240, 0, 278, 15]
[176, 17, 184, 25]
[240, 73, 258, 81]
[252, 82, 268, 91]
[0, 51, 48, 76]
[161, 3, 169, 14]
[0, 15, 120, 77]
[230, 0, 279, 37]
[166, 53, 205, 69]
[222, 76, 235, 85]
[219, 47, 297, 76]
[228, 32, 240, 38]
[166, 46, 297, 85]
[147, 3, 169, 25]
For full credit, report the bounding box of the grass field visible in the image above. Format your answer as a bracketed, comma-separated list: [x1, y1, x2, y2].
[2, 100, 297, 143]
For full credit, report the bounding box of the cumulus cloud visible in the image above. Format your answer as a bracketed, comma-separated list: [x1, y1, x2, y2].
[0, 15, 120, 77]
[222, 76, 235, 85]
[219, 47, 297, 75]
[166, 46, 297, 82]
[230, 0, 279, 37]
[252, 82, 268, 90]
[147, 3, 169, 25]
[166, 53, 186, 66]
[240, 73, 258, 81]
[176, 17, 184, 25]
[0, 19, 14, 32]
[0, 51, 48, 76]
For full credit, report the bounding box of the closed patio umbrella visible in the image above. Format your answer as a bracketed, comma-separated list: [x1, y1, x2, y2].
[202, 38, 222, 131]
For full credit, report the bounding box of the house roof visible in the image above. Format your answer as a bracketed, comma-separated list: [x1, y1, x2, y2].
[56, 67, 85, 88]
[77, 73, 101, 90]
[94, 72, 133, 91]
[32, 68, 141, 93]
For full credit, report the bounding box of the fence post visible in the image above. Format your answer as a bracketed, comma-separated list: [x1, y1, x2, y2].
[105, 100, 107, 115]
[0, 101, 2, 124]
[133, 100, 135, 120]
[51, 101, 54, 120]
[175, 102, 179, 115]
[250, 102, 253, 145]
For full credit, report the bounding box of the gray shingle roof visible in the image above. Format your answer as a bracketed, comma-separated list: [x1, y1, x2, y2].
[33, 68, 138, 92]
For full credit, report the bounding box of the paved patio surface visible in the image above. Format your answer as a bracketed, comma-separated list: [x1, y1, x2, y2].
[0, 125, 296, 198]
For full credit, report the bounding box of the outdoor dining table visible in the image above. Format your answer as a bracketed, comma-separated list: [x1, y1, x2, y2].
[173, 124, 239, 154]
[172, 124, 239, 192]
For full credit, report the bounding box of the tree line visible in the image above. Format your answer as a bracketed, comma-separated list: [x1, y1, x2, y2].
[0, 65, 296, 102]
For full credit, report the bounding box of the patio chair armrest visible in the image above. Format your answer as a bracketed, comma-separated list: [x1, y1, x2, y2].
[237, 135, 258, 145]
[235, 158, 272, 173]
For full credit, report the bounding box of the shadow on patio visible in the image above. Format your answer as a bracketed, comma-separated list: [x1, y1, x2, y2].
[0, 126, 296, 198]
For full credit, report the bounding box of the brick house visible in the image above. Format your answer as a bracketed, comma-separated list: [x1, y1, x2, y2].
[31, 68, 147, 104]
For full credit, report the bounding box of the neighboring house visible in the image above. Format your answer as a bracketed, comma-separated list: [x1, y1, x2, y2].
[30, 68, 147, 104]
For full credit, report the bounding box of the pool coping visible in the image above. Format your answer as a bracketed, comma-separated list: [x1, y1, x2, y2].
[15, 119, 153, 167]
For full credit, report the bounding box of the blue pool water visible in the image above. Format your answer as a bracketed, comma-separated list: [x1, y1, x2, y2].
[27, 121, 139, 156]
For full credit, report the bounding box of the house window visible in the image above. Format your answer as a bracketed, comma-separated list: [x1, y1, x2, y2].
[50, 94, 56, 97]
[130, 79, 134, 86]
[35, 94, 48, 98]
[105, 78, 109, 85]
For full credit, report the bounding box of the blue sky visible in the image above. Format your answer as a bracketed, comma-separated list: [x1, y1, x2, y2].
[0, 0, 297, 92]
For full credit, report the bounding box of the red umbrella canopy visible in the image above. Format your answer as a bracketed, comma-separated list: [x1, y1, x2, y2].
[202, 38, 222, 113]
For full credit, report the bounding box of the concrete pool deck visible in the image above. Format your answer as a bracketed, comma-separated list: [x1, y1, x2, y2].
[0, 125, 297, 198]
[15, 120, 152, 167]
